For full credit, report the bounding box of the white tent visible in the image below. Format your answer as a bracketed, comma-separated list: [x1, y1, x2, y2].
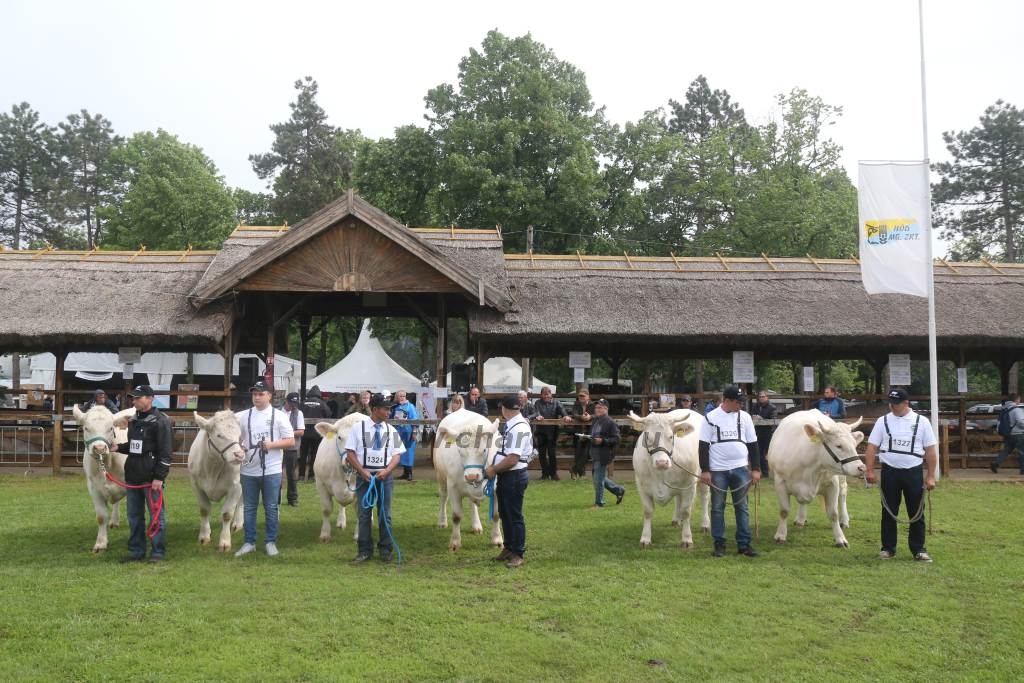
[23, 352, 315, 394]
[307, 320, 421, 394]
[433, 357, 555, 394]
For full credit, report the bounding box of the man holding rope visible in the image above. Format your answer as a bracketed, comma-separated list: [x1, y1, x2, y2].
[121, 385, 173, 564]
[864, 388, 937, 562]
[699, 385, 761, 558]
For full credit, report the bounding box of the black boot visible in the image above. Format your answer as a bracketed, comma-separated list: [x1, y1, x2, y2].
[404, 466, 414, 481]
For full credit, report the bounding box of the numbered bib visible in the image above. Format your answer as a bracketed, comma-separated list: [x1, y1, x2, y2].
[129, 439, 143, 454]
[365, 450, 386, 468]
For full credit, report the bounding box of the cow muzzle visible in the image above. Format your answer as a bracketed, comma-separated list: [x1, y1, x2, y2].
[653, 456, 672, 470]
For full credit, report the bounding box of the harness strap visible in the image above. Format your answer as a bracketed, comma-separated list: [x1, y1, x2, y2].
[821, 440, 865, 467]
[882, 414, 923, 458]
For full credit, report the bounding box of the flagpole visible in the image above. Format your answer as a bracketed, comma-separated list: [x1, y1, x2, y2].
[919, 0, 941, 477]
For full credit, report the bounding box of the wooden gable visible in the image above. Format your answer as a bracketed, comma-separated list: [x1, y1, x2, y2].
[236, 217, 466, 293]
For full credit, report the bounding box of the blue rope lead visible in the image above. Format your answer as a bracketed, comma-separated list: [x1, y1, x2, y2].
[361, 475, 402, 566]
[483, 476, 496, 520]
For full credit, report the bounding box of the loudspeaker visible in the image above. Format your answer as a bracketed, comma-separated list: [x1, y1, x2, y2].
[451, 363, 473, 393]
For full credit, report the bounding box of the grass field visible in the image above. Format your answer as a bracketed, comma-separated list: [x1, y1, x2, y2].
[1, 471, 1022, 682]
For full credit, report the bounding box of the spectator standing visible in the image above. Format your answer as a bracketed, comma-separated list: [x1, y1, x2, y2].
[465, 386, 489, 417]
[587, 398, 624, 508]
[234, 381, 295, 557]
[120, 385, 172, 564]
[299, 385, 331, 482]
[446, 394, 465, 414]
[991, 394, 1024, 474]
[282, 392, 304, 506]
[390, 390, 419, 481]
[517, 390, 537, 421]
[82, 388, 119, 414]
[750, 391, 778, 477]
[532, 387, 569, 480]
[346, 390, 371, 417]
[570, 389, 595, 479]
[699, 385, 761, 558]
[863, 388, 937, 562]
[816, 385, 846, 418]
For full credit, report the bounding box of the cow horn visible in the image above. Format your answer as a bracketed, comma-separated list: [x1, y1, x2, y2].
[849, 416, 863, 431]
[194, 412, 209, 429]
[817, 420, 831, 435]
[627, 411, 647, 423]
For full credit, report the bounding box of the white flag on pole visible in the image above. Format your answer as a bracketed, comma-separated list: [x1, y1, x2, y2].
[857, 162, 930, 297]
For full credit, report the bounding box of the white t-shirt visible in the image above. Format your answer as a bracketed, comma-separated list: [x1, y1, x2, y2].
[867, 409, 937, 469]
[237, 405, 295, 477]
[699, 407, 758, 471]
[495, 413, 533, 472]
[344, 419, 406, 470]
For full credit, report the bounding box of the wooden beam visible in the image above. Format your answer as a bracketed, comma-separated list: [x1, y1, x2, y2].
[401, 295, 438, 336]
[52, 350, 65, 474]
[273, 294, 312, 329]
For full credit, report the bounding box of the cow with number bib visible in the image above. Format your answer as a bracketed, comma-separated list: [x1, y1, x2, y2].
[312, 412, 372, 542]
[432, 408, 503, 551]
[74, 404, 136, 553]
[187, 411, 246, 551]
[629, 409, 711, 548]
[767, 409, 866, 548]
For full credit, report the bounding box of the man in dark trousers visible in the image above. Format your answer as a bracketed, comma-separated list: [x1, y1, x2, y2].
[587, 398, 624, 508]
[750, 390, 778, 477]
[532, 387, 570, 480]
[299, 385, 331, 482]
[121, 385, 173, 564]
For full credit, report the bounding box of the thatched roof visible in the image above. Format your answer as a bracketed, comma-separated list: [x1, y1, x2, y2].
[0, 248, 232, 351]
[190, 191, 512, 311]
[467, 254, 1024, 360]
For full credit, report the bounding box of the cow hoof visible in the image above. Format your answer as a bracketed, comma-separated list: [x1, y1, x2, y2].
[438, 523, 448, 529]
[640, 541, 652, 548]
[841, 522, 850, 529]
[231, 524, 243, 533]
[217, 543, 230, 552]
[92, 546, 106, 554]
[109, 522, 120, 529]
[836, 541, 849, 549]
[774, 538, 786, 544]
[680, 541, 693, 549]
[491, 540, 503, 548]
[319, 535, 331, 543]
[449, 544, 460, 552]
[670, 520, 681, 527]
[199, 537, 210, 545]
[795, 521, 807, 527]
[471, 528, 483, 535]
[701, 525, 711, 533]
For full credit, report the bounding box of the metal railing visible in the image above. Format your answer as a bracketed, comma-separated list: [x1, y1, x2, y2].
[0, 424, 48, 466]
[69, 424, 199, 466]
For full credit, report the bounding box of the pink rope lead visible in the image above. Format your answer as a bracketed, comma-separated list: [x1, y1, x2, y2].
[104, 472, 165, 539]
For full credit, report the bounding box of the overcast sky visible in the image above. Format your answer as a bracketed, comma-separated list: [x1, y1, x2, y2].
[5, 0, 1022, 249]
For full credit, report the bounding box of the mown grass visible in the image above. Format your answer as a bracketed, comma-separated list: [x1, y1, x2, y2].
[1, 471, 1021, 682]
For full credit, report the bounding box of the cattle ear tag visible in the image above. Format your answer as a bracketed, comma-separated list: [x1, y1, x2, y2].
[808, 434, 821, 444]
[327, 431, 336, 439]
[674, 430, 684, 437]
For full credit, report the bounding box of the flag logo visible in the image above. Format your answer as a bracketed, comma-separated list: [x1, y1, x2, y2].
[864, 218, 922, 245]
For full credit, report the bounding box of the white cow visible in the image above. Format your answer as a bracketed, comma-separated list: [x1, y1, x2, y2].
[74, 404, 136, 553]
[629, 409, 711, 548]
[187, 411, 246, 551]
[433, 409, 503, 551]
[767, 410, 866, 548]
[313, 413, 371, 542]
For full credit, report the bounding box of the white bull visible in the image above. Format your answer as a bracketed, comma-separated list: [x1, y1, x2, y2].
[629, 409, 710, 548]
[74, 405, 135, 553]
[313, 413, 371, 542]
[187, 411, 246, 551]
[767, 409, 866, 548]
[433, 410, 502, 551]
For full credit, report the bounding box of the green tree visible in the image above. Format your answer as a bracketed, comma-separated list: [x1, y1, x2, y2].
[250, 77, 364, 223]
[232, 188, 281, 226]
[425, 30, 607, 253]
[0, 102, 58, 248]
[52, 110, 122, 248]
[100, 130, 236, 250]
[356, 125, 440, 227]
[933, 100, 1024, 262]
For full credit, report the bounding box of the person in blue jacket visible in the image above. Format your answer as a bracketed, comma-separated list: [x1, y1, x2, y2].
[390, 390, 419, 481]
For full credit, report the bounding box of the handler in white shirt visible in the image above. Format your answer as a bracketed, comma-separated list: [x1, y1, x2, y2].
[345, 393, 406, 563]
[234, 381, 295, 557]
[864, 387, 937, 562]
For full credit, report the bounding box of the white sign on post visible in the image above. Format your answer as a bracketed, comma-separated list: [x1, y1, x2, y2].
[957, 368, 968, 394]
[123, 363, 134, 380]
[802, 367, 815, 393]
[732, 351, 755, 384]
[889, 354, 912, 386]
[568, 351, 591, 369]
[573, 367, 585, 383]
[118, 347, 142, 365]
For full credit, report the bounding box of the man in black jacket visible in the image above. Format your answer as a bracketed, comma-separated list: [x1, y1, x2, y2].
[532, 387, 570, 480]
[587, 399, 624, 508]
[121, 385, 173, 564]
[299, 386, 331, 482]
[750, 391, 778, 477]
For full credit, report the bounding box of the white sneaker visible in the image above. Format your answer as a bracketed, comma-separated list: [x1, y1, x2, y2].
[265, 542, 279, 557]
[234, 542, 256, 557]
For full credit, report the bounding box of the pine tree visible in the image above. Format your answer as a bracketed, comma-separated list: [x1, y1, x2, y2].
[0, 102, 57, 248]
[53, 110, 122, 248]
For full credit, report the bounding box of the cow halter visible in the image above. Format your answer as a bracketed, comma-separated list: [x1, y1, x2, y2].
[641, 431, 674, 460]
[209, 433, 241, 458]
[84, 435, 113, 470]
[821, 438, 864, 469]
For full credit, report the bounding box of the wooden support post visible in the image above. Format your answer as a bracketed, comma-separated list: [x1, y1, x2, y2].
[958, 348, 967, 460]
[641, 365, 652, 417]
[299, 316, 310, 404]
[265, 322, 275, 389]
[52, 351, 65, 475]
[435, 296, 448, 418]
[223, 325, 234, 410]
[521, 358, 531, 391]
[475, 341, 485, 393]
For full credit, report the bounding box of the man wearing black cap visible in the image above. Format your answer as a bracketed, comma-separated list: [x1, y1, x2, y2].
[344, 393, 406, 562]
[699, 385, 761, 558]
[282, 392, 305, 507]
[586, 398, 624, 508]
[234, 381, 295, 557]
[121, 385, 173, 563]
[299, 386, 331, 483]
[484, 395, 534, 568]
[864, 387, 938, 562]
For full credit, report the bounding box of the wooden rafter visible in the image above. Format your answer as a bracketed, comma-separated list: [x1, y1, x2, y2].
[806, 253, 824, 272]
[761, 252, 778, 271]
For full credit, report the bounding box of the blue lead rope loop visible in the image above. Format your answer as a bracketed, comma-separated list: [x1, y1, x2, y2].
[465, 462, 496, 519]
[361, 474, 402, 567]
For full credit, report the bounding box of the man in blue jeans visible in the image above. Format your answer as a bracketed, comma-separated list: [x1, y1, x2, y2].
[699, 385, 762, 557]
[234, 381, 295, 558]
[120, 385, 172, 564]
[485, 395, 533, 568]
[345, 393, 406, 563]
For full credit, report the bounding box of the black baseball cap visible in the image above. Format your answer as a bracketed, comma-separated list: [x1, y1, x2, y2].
[129, 385, 154, 397]
[250, 381, 272, 393]
[93, 388, 107, 397]
[368, 393, 389, 408]
[722, 386, 745, 401]
[888, 388, 909, 403]
[286, 392, 301, 404]
[594, 398, 609, 407]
